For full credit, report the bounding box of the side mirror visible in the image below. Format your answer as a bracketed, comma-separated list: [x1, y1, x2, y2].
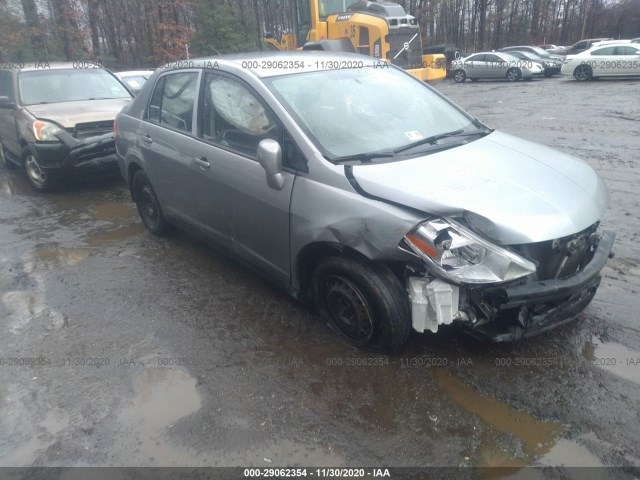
[0, 96, 15, 109]
[257, 139, 285, 190]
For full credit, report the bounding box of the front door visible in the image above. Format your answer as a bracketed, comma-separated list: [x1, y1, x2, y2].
[193, 71, 295, 282]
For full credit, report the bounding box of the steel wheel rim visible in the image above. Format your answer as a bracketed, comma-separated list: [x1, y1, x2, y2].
[140, 183, 159, 225]
[25, 155, 45, 186]
[323, 275, 374, 345]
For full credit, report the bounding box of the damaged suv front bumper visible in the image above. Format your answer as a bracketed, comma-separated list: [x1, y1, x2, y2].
[33, 130, 119, 179]
[408, 229, 616, 342]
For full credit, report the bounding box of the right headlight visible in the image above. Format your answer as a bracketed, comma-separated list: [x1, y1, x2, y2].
[33, 120, 63, 142]
[403, 218, 537, 284]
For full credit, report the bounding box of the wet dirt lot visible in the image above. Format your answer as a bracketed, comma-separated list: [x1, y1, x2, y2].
[0, 75, 639, 478]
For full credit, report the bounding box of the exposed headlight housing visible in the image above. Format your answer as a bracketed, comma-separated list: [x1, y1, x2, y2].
[403, 218, 537, 284]
[33, 120, 62, 142]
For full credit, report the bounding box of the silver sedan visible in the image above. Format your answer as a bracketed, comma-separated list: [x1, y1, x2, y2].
[451, 52, 544, 82]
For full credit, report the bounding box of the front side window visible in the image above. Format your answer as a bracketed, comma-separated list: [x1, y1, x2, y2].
[201, 73, 280, 156]
[0, 71, 14, 101]
[591, 47, 616, 56]
[147, 72, 198, 133]
[18, 69, 130, 105]
[265, 66, 476, 159]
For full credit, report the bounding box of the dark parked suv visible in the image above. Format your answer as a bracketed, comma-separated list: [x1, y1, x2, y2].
[0, 62, 132, 191]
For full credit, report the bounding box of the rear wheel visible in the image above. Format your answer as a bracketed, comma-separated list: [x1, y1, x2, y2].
[132, 170, 171, 236]
[453, 69, 466, 83]
[23, 146, 56, 192]
[506, 68, 522, 82]
[574, 65, 593, 81]
[312, 256, 411, 353]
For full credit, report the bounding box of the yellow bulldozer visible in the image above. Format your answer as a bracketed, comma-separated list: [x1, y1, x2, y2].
[264, 0, 446, 82]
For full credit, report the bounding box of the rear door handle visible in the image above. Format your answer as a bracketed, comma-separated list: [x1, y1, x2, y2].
[140, 134, 153, 144]
[193, 157, 211, 169]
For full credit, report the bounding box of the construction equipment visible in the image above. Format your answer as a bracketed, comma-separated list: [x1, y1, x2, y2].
[264, 0, 446, 82]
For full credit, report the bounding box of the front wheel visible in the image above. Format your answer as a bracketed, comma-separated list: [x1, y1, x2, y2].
[574, 65, 593, 81]
[23, 146, 56, 192]
[132, 170, 171, 236]
[312, 256, 411, 353]
[506, 68, 522, 82]
[453, 69, 466, 83]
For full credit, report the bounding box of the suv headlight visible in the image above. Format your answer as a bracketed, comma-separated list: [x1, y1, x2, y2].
[403, 218, 537, 284]
[33, 120, 63, 142]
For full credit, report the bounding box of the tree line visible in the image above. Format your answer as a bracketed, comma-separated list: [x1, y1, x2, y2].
[0, 0, 638, 68]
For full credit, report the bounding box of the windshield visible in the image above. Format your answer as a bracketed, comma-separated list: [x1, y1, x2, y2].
[19, 69, 131, 105]
[264, 66, 476, 159]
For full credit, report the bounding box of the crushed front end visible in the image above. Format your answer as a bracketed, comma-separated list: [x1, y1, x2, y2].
[32, 120, 119, 180]
[401, 218, 615, 341]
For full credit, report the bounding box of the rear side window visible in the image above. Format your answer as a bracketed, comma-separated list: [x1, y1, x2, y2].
[147, 72, 198, 133]
[616, 46, 640, 55]
[0, 71, 14, 102]
[591, 47, 616, 56]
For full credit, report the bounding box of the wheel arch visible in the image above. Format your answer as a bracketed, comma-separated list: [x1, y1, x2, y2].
[294, 241, 404, 301]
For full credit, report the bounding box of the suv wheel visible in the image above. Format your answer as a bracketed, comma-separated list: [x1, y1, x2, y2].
[132, 170, 171, 235]
[312, 256, 411, 353]
[23, 146, 56, 191]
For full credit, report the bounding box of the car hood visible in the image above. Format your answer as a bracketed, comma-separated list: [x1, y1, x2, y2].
[25, 98, 131, 128]
[350, 131, 609, 244]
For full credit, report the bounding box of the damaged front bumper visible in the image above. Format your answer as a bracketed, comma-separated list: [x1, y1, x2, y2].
[33, 130, 119, 179]
[407, 229, 615, 342]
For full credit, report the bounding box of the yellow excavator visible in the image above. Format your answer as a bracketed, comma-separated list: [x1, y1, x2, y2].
[264, 0, 446, 82]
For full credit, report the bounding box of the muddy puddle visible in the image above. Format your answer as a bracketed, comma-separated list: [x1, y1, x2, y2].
[433, 368, 606, 474]
[31, 246, 92, 267]
[583, 336, 640, 386]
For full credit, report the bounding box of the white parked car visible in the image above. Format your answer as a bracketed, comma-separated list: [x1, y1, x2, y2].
[116, 70, 155, 94]
[561, 43, 640, 80]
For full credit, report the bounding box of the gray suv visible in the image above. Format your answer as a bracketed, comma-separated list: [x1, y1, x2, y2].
[0, 62, 132, 191]
[115, 52, 614, 352]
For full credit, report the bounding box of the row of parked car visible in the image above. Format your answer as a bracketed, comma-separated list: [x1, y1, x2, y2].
[450, 38, 640, 82]
[0, 51, 617, 352]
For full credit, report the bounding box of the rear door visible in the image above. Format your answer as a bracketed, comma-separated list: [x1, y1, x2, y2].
[192, 71, 296, 282]
[616, 45, 640, 76]
[138, 70, 202, 227]
[0, 71, 20, 158]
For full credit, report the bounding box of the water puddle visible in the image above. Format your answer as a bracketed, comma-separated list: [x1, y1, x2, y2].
[432, 368, 600, 474]
[582, 336, 640, 386]
[85, 224, 145, 247]
[32, 246, 92, 267]
[91, 201, 137, 223]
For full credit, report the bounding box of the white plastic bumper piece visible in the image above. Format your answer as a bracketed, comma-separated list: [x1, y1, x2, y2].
[407, 277, 460, 333]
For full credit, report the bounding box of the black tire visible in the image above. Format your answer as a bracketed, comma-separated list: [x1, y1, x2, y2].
[543, 71, 553, 78]
[453, 69, 466, 83]
[132, 170, 171, 236]
[1, 141, 17, 170]
[22, 145, 57, 192]
[574, 65, 593, 81]
[312, 256, 411, 353]
[506, 68, 522, 82]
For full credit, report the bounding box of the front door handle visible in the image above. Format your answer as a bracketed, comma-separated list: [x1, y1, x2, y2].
[140, 134, 153, 144]
[193, 156, 211, 169]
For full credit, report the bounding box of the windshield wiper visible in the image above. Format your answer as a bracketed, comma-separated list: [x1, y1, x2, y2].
[394, 128, 490, 153]
[330, 151, 396, 164]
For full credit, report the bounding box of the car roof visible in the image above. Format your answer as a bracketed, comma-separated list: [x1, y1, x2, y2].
[3, 61, 106, 72]
[158, 51, 387, 78]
